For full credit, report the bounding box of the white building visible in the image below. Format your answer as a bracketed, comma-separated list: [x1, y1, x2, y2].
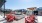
[26, 7, 37, 15]
[37, 7, 42, 16]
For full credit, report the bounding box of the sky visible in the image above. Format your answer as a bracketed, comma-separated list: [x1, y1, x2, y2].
[5, 0, 42, 10]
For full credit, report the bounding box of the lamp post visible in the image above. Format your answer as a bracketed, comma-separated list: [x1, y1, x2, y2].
[4, 3, 5, 18]
[4, 0, 6, 18]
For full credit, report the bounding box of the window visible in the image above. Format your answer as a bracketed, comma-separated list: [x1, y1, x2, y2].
[33, 11, 38, 15]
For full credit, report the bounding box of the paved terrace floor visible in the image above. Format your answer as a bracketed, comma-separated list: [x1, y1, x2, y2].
[12, 18, 25, 23]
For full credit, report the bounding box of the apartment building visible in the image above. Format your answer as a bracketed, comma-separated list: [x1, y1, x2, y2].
[26, 7, 37, 15]
[37, 7, 42, 16]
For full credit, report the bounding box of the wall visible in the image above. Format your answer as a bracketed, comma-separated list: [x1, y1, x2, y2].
[38, 11, 42, 16]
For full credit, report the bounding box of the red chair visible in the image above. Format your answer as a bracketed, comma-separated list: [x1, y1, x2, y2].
[25, 15, 35, 23]
[5, 14, 16, 22]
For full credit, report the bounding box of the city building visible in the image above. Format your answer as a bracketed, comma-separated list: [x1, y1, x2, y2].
[37, 7, 42, 16]
[14, 9, 27, 14]
[26, 7, 37, 15]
